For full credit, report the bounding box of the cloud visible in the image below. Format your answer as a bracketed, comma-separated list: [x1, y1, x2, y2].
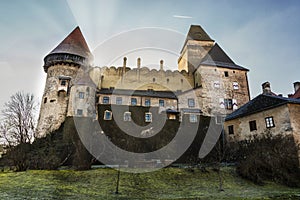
[172, 15, 193, 19]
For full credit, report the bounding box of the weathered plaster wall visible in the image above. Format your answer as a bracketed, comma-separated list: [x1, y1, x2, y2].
[36, 64, 79, 137]
[90, 66, 194, 92]
[224, 104, 292, 142]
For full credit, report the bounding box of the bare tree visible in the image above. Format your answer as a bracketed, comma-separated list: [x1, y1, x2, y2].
[0, 92, 37, 147]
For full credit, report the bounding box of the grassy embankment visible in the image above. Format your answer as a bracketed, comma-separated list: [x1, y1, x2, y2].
[0, 167, 300, 199]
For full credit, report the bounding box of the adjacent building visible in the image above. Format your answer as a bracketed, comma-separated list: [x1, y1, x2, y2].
[225, 82, 300, 164]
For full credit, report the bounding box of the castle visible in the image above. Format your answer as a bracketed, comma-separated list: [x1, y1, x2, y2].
[36, 25, 250, 138]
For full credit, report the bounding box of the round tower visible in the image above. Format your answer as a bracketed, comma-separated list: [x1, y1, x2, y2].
[36, 27, 93, 137]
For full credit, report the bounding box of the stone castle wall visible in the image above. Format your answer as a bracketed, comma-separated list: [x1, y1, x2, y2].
[36, 64, 79, 137]
[90, 66, 195, 92]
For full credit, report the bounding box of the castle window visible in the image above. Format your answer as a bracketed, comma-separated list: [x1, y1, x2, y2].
[188, 98, 195, 108]
[50, 99, 56, 103]
[224, 71, 229, 77]
[131, 98, 137, 106]
[265, 117, 275, 128]
[233, 82, 239, 90]
[249, 120, 257, 131]
[153, 78, 156, 82]
[189, 114, 197, 123]
[214, 81, 220, 88]
[159, 99, 165, 107]
[103, 96, 110, 104]
[61, 80, 66, 86]
[181, 79, 183, 84]
[145, 99, 151, 107]
[79, 92, 84, 99]
[124, 112, 131, 121]
[116, 97, 122, 105]
[167, 78, 169, 83]
[224, 99, 233, 110]
[77, 109, 83, 116]
[228, 125, 234, 135]
[145, 112, 152, 122]
[104, 110, 112, 120]
[44, 97, 47, 104]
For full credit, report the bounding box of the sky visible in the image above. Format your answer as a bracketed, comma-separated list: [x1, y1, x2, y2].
[0, 0, 300, 111]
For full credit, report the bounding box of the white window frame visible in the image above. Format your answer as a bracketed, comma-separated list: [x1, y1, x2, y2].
[233, 82, 239, 90]
[188, 98, 195, 108]
[104, 110, 112, 120]
[124, 112, 132, 122]
[265, 117, 275, 128]
[145, 112, 152, 122]
[159, 99, 165, 107]
[103, 96, 110, 104]
[214, 81, 220, 88]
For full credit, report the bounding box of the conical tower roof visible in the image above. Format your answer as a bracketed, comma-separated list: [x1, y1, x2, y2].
[43, 27, 93, 72]
[49, 26, 91, 58]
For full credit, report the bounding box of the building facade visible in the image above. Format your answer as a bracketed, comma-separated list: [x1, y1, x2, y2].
[36, 25, 251, 137]
[224, 82, 300, 165]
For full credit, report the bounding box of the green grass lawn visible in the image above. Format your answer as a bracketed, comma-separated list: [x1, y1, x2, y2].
[0, 167, 299, 200]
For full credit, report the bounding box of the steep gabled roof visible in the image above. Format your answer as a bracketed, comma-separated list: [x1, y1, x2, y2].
[186, 25, 214, 41]
[225, 94, 300, 121]
[180, 25, 214, 53]
[48, 26, 92, 59]
[200, 43, 249, 71]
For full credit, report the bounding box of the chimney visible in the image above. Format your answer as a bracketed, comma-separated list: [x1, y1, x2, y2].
[137, 57, 141, 69]
[262, 81, 272, 95]
[123, 57, 127, 68]
[293, 81, 300, 92]
[160, 60, 164, 71]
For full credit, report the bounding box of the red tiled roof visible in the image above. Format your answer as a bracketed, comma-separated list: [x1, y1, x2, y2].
[290, 88, 300, 99]
[48, 26, 92, 59]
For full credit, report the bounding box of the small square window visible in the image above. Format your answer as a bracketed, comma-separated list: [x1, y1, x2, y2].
[104, 110, 112, 120]
[224, 99, 233, 110]
[265, 117, 275, 128]
[249, 120, 257, 131]
[189, 114, 197, 123]
[233, 82, 239, 90]
[214, 81, 220, 88]
[131, 98, 137, 106]
[124, 112, 131, 121]
[224, 71, 229, 77]
[159, 100, 165, 107]
[116, 97, 122, 105]
[145, 99, 151, 107]
[188, 98, 195, 108]
[79, 92, 85, 99]
[61, 80, 67, 86]
[103, 96, 110, 104]
[145, 112, 152, 122]
[77, 109, 83, 116]
[228, 125, 234, 135]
